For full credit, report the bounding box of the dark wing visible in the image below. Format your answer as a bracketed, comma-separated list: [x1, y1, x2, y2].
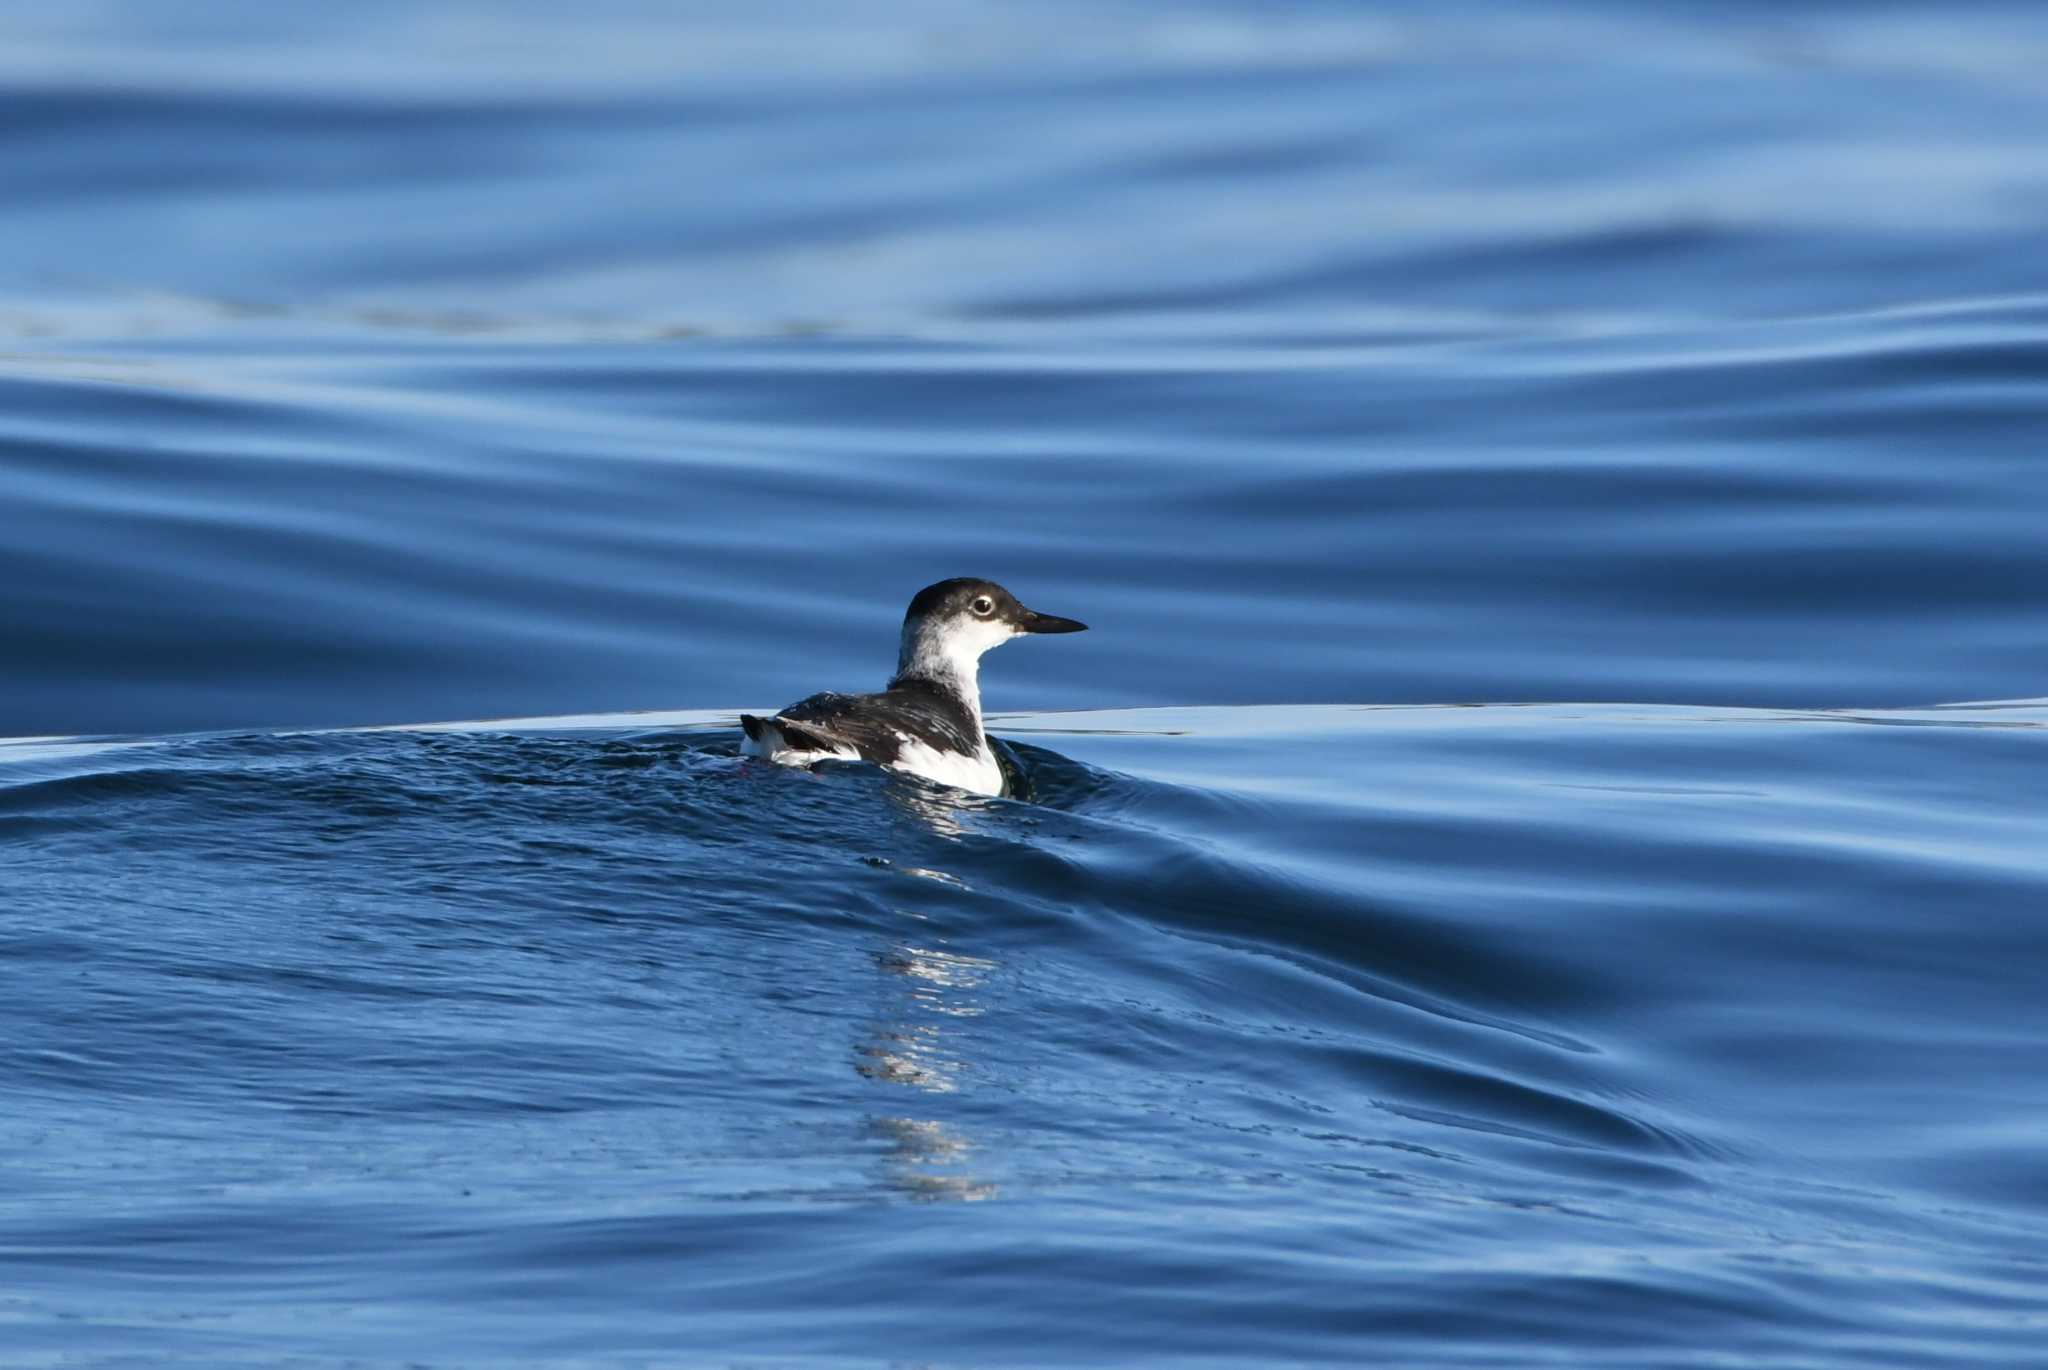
[741, 711, 837, 752]
[774, 686, 982, 765]
[769, 691, 904, 765]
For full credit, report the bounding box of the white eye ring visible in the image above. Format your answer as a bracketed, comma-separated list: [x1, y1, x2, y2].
[971, 596, 994, 616]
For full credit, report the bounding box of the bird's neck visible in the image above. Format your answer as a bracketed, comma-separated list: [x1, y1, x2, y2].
[892, 626, 984, 732]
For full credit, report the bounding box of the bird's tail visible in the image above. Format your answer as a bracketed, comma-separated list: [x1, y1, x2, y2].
[739, 714, 838, 756]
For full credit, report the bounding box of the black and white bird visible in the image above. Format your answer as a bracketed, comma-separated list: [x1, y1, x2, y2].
[739, 578, 1087, 796]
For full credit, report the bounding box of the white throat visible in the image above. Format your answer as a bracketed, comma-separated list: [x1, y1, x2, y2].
[894, 615, 1015, 726]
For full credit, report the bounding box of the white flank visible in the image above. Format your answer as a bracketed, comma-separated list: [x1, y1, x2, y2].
[889, 732, 1003, 797]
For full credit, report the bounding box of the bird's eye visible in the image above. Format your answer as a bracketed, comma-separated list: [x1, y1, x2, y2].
[971, 596, 994, 616]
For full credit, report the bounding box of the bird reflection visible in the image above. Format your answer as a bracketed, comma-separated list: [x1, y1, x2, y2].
[864, 1116, 996, 1203]
[882, 773, 997, 840]
[857, 939, 998, 1202]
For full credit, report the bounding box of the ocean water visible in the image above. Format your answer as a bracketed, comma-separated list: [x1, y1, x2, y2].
[3, 3, 2048, 1366]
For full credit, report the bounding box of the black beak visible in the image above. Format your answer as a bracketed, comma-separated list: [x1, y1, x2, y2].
[1019, 608, 1088, 634]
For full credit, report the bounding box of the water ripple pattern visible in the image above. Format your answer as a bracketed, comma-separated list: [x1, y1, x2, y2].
[3, 2, 2048, 1366]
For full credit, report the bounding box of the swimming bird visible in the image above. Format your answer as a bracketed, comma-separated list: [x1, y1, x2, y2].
[740, 578, 1087, 796]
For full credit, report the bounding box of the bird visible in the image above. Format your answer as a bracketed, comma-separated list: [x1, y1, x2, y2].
[739, 578, 1087, 796]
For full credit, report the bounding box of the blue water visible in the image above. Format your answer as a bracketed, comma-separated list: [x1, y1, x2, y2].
[4, 3, 2048, 1365]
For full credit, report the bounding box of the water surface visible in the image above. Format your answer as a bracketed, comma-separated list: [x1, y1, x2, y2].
[4, 2, 2048, 1365]
[4, 703, 2045, 1365]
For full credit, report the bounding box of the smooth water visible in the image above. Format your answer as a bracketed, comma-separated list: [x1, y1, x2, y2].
[4, 3, 2048, 1366]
